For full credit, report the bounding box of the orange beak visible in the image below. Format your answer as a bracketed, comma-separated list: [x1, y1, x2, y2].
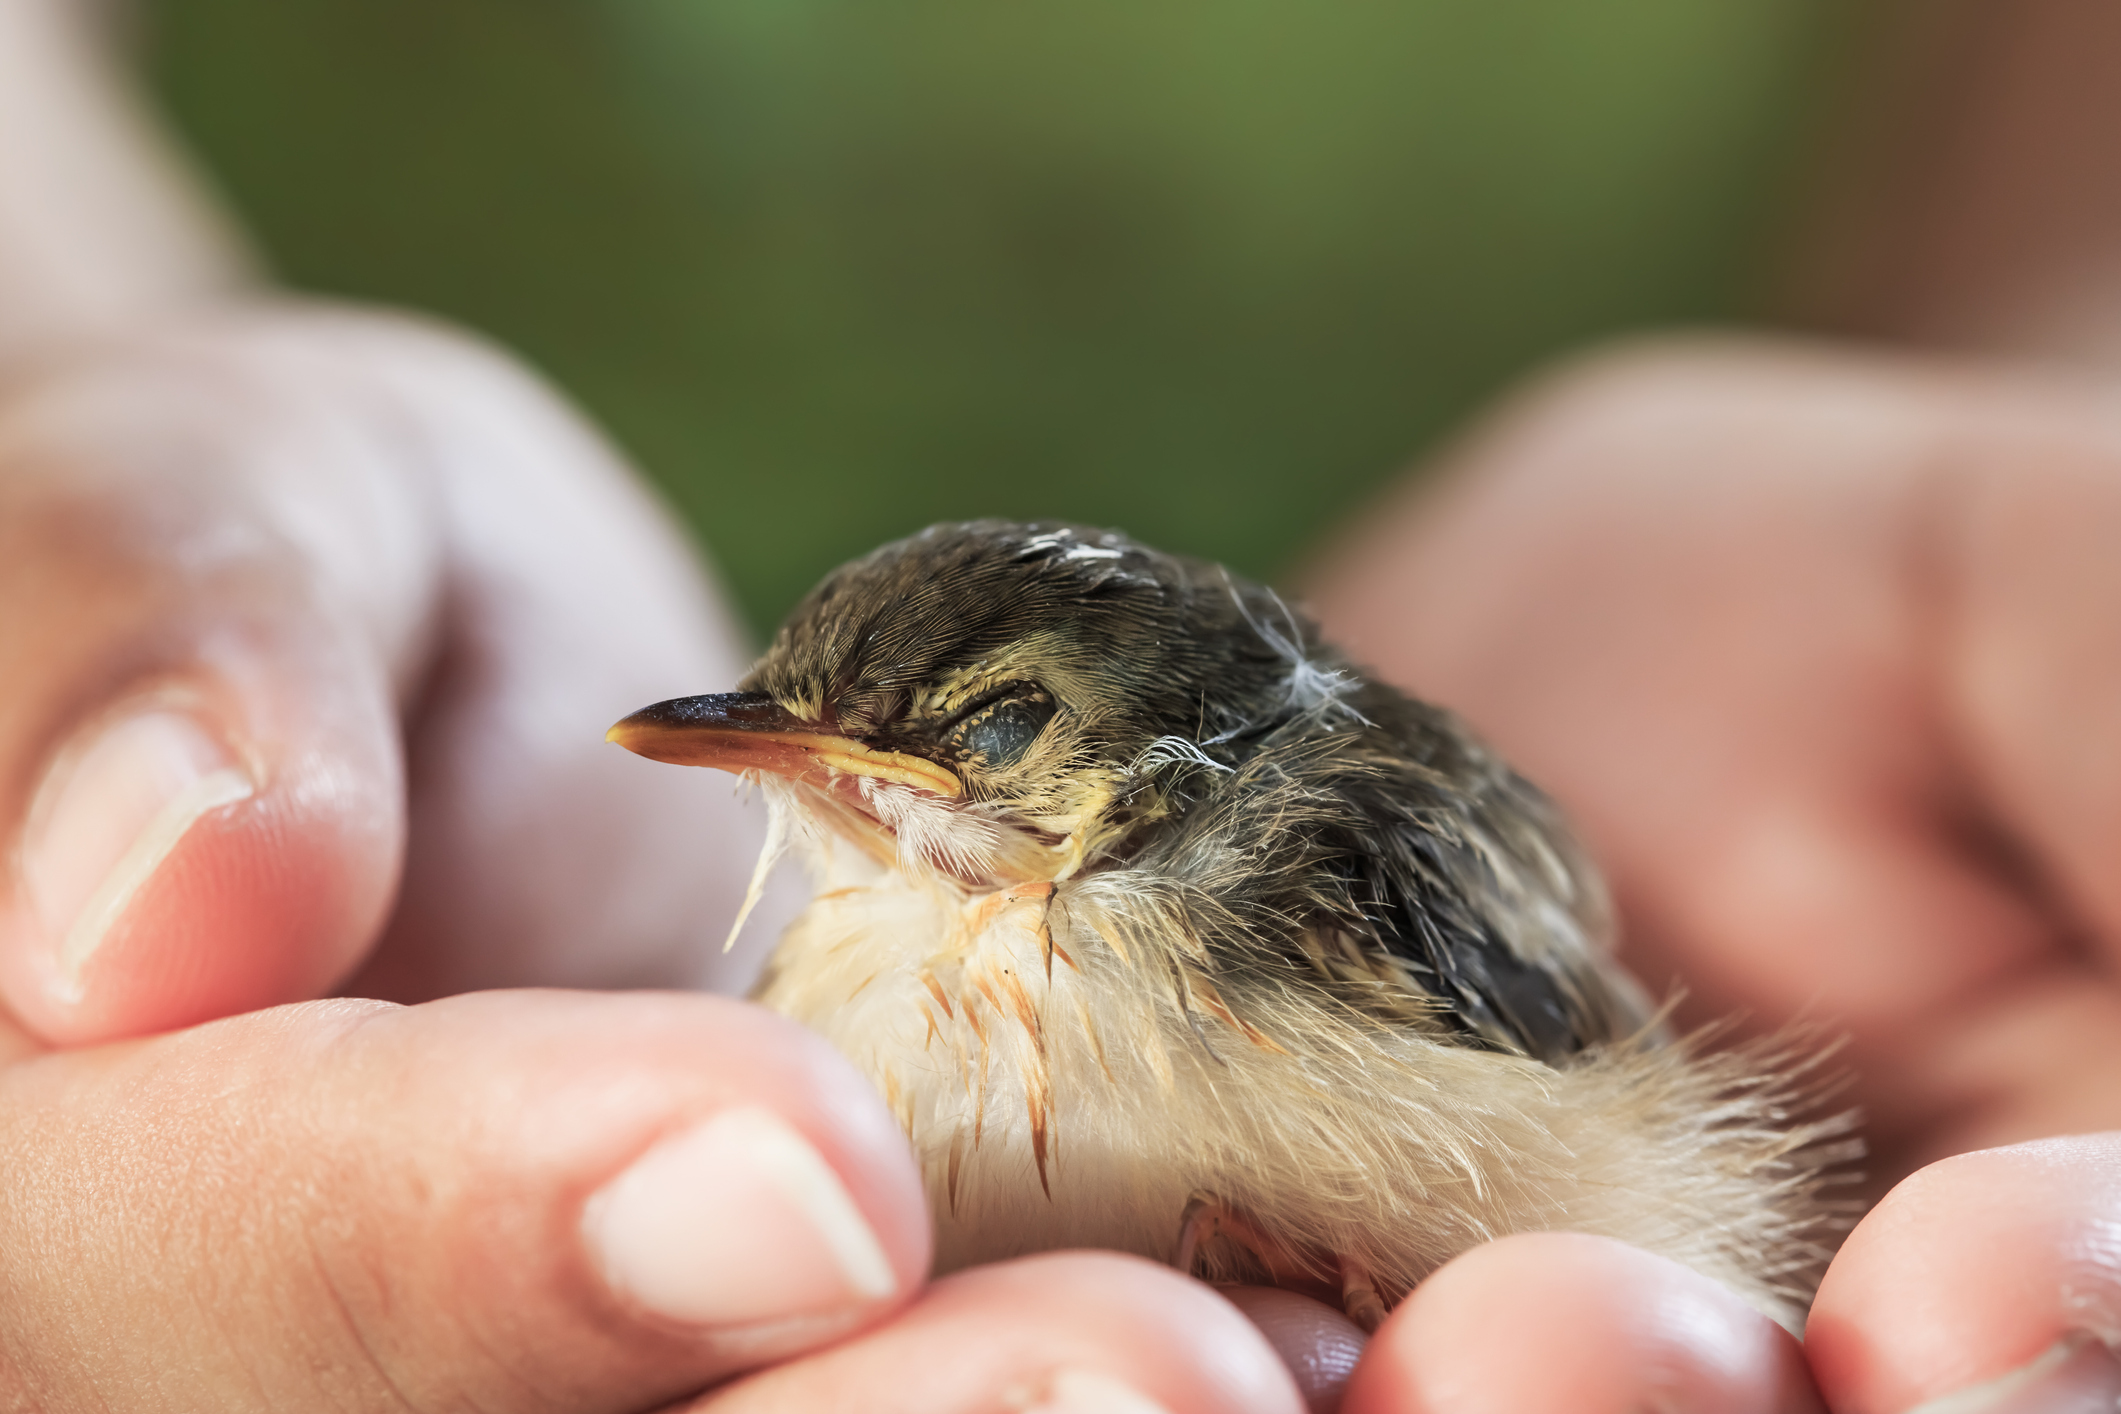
[606, 693, 963, 799]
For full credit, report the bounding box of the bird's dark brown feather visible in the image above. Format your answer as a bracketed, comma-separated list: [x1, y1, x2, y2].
[621, 518, 1854, 1329]
[749, 519, 1640, 1061]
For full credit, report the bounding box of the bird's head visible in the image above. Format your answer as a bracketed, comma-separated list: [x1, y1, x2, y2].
[608, 521, 1331, 890]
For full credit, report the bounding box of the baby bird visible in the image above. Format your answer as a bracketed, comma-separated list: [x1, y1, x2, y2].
[608, 521, 1846, 1329]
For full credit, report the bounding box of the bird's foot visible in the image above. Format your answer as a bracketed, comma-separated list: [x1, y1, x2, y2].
[1173, 1191, 1311, 1287]
[1173, 1192, 1221, 1276]
[1337, 1252, 1387, 1333]
[1175, 1193, 1395, 1332]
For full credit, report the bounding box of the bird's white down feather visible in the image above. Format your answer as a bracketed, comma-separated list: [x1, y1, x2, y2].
[752, 781, 1850, 1333]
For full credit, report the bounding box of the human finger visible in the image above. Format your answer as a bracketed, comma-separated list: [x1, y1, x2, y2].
[694, 1253, 1304, 1414]
[0, 307, 772, 1044]
[1930, 400, 2121, 966]
[1303, 340, 2052, 1034]
[273, 309, 774, 1004]
[1807, 1134, 2121, 1414]
[0, 319, 429, 1043]
[1301, 339, 2121, 1171]
[1340, 1232, 1822, 1414]
[0, 989, 930, 1411]
[1220, 1286, 1368, 1414]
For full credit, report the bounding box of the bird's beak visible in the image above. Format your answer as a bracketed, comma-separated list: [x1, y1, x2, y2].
[606, 693, 963, 799]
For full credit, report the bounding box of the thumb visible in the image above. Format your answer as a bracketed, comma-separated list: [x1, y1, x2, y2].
[0, 990, 931, 1411]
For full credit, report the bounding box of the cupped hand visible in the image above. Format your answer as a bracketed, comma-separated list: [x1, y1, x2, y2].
[0, 304, 1318, 1413]
[0, 986, 1303, 1414]
[0, 305, 772, 1045]
[1305, 336, 2121, 1410]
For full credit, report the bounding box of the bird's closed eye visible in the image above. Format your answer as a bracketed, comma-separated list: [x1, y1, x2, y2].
[942, 683, 1057, 769]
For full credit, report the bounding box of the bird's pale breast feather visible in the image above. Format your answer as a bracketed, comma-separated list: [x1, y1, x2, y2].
[705, 521, 1856, 1327]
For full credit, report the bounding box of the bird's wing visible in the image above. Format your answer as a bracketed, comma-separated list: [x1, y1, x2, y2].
[1345, 747, 1654, 1063]
[1135, 693, 1655, 1066]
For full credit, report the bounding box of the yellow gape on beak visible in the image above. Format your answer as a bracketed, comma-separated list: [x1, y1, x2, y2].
[606, 692, 962, 799]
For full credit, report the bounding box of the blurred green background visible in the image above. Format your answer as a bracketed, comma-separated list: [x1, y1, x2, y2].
[141, 0, 1845, 639]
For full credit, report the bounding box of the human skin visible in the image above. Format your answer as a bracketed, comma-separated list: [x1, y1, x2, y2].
[1309, 339, 2121, 1411]
[8, 4, 2121, 1412]
[0, 6, 1312, 1410]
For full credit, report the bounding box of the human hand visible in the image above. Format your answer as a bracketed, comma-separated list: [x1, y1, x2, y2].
[1302, 338, 2121, 1409]
[0, 984, 1307, 1413]
[0, 307, 778, 1046]
[0, 8, 1977, 1408]
[0, 304, 1329, 1412]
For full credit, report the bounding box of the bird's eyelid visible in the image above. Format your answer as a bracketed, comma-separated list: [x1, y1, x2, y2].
[938, 679, 1053, 730]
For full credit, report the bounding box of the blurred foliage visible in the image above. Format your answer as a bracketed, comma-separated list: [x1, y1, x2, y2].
[142, 0, 1840, 638]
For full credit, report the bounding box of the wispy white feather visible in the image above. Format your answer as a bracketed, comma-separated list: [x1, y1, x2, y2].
[1222, 574, 1373, 727]
[724, 776, 822, 953]
[1131, 735, 1234, 778]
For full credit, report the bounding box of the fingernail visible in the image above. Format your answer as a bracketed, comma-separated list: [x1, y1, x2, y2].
[1011, 1369, 1175, 1414]
[1907, 1334, 2121, 1414]
[20, 706, 254, 1001]
[583, 1106, 897, 1328]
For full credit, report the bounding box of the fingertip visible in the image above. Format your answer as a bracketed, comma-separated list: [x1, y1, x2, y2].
[1343, 1233, 1820, 1414]
[1219, 1286, 1367, 1414]
[571, 992, 938, 1311]
[2, 989, 939, 1408]
[988, 1255, 1308, 1414]
[706, 1252, 1306, 1414]
[329, 991, 935, 1401]
[1808, 1135, 2121, 1414]
[1, 673, 402, 1044]
[53, 758, 394, 1042]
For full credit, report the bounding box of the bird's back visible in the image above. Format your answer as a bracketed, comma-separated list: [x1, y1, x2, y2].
[1123, 653, 1655, 1066]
